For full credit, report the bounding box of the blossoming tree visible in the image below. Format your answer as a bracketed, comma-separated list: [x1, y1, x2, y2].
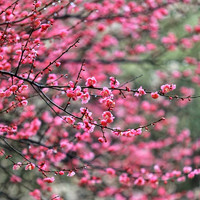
[1, 0, 200, 199]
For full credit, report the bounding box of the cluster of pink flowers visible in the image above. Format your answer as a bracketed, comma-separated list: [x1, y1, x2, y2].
[0, 0, 199, 199]
[99, 87, 115, 109]
[101, 111, 115, 126]
[66, 85, 91, 104]
[113, 128, 142, 137]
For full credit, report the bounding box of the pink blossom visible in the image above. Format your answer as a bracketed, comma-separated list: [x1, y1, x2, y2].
[134, 44, 146, 54]
[29, 189, 41, 200]
[66, 88, 75, 98]
[100, 87, 111, 97]
[102, 111, 115, 123]
[183, 166, 192, 174]
[105, 98, 115, 109]
[81, 91, 90, 104]
[59, 171, 65, 175]
[13, 162, 22, 170]
[154, 165, 161, 173]
[41, 24, 50, 32]
[74, 86, 83, 97]
[161, 84, 176, 94]
[0, 149, 5, 156]
[151, 92, 159, 99]
[106, 168, 116, 175]
[149, 175, 158, 184]
[119, 173, 130, 185]
[35, 1, 41, 8]
[60, 139, 70, 148]
[10, 85, 18, 92]
[5, 89, 12, 97]
[25, 163, 35, 170]
[98, 137, 105, 143]
[43, 176, 55, 183]
[110, 77, 120, 88]
[135, 86, 146, 97]
[82, 121, 95, 133]
[21, 100, 28, 106]
[188, 172, 195, 179]
[172, 170, 181, 177]
[55, 61, 61, 67]
[98, 23, 106, 32]
[177, 176, 186, 182]
[10, 175, 22, 183]
[67, 171, 76, 177]
[0, 90, 5, 98]
[85, 77, 97, 87]
[64, 116, 75, 125]
[162, 33, 177, 44]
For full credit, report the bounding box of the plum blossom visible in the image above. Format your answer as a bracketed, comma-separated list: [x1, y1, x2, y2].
[43, 176, 55, 183]
[119, 173, 130, 185]
[100, 87, 112, 97]
[98, 137, 105, 143]
[67, 170, 76, 177]
[151, 92, 159, 99]
[10, 175, 22, 183]
[59, 171, 65, 175]
[13, 162, 22, 170]
[63, 116, 75, 125]
[135, 86, 146, 97]
[29, 189, 41, 200]
[25, 163, 35, 170]
[0, 149, 5, 156]
[101, 111, 115, 126]
[85, 77, 97, 87]
[66, 88, 75, 98]
[81, 89, 90, 104]
[183, 166, 192, 174]
[161, 84, 176, 94]
[110, 77, 120, 88]
[106, 168, 116, 176]
[134, 177, 145, 186]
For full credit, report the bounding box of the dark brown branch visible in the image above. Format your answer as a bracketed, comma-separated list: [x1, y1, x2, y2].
[32, 38, 80, 82]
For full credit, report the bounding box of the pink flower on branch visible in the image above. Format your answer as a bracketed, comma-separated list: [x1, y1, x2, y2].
[13, 162, 22, 170]
[161, 84, 176, 94]
[25, 163, 35, 170]
[0, 0, 199, 199]
[135, 86, 146, 97]
[134, 177, 145, 186]
[67, 170, 76, 177]
[43, 176, 55, 183]
[110, 77, 120, 88]
[85, 77, 97, 87]
[151, 92, 159, 99]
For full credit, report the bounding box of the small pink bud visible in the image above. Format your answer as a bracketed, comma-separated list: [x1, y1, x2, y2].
[98, 137, 104, 143]
[151, 92, 159, 99]
[55, 62, 61, 67]
[59, 171, 65, 175]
